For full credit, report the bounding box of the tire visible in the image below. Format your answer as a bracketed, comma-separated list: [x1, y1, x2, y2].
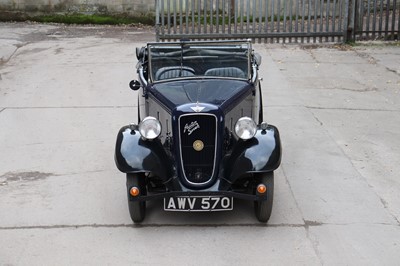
[254, 172, 274, 223]
[126, 173, 147, 223]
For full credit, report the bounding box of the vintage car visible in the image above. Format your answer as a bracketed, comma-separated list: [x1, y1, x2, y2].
[115, 40, 281, 223]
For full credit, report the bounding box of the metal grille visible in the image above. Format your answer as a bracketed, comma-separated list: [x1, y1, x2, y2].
[179, 114, 217, 184]
[355, 0, 400, 40]
[155, 0, 399, 43]
[156, 0, 349, 43]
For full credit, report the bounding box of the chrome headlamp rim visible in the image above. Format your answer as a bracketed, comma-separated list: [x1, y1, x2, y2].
[138, 116, 162, 140]
[234, 117, 257, 140]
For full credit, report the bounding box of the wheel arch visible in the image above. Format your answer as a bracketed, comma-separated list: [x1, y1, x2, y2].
[114, 126, 174, 182]
[223, 125, 281, 185]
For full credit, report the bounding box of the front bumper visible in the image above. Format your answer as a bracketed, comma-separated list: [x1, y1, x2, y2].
[130, 190, 268, 202]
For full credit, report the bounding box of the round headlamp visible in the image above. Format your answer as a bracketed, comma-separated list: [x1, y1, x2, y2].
[139, 116, 161, 140]
[235, 117, 257, 140]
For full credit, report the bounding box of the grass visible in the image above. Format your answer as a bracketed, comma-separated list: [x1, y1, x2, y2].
[0, 13, 155, 25]
[34, 14, 155, 25]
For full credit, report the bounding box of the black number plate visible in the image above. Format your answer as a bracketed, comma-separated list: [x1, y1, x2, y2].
[164, 196, 233, 212]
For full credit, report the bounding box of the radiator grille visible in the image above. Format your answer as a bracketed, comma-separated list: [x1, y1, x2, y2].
[179, 114, 217, 184]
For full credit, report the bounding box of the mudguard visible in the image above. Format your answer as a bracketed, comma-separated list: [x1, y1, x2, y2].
[223, 125, 281, 184]
[114, 125, 174, 182]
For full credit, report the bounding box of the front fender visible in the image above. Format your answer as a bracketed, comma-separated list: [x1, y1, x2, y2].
[224, 125, 281, 184]
[114, 125, 173, 182]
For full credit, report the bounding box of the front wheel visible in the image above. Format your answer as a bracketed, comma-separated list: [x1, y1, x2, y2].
[254, 172, 274, 223]
[126, 173, 147, 223]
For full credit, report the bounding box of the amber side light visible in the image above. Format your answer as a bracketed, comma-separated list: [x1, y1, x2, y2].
[257, 184, 267, 194]
[130, 187, 140, 197]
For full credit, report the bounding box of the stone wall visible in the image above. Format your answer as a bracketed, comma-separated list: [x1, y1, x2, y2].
[0, 0, 154, 16]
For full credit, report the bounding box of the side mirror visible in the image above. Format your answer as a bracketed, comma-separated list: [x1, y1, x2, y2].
[254, 53, 262, 66]
[129, 80, 141, 91]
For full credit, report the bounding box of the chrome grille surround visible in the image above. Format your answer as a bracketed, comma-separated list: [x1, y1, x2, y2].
[178, 113, 218, 186]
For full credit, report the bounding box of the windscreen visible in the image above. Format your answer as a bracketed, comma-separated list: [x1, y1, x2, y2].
[148, 42, 251, 82]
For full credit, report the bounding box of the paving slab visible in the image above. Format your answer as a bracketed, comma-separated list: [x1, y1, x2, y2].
[312, 109, 400, 223]
[0, 227, 320, 266]
[0, 40, 20, 63]
[275, 105, 395, 225]
[354, 45, 400, 74]
[0, 39, 137, 107]
[309, 224, 400, 265]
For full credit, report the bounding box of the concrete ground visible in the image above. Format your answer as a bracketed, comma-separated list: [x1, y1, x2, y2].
[0, 22, 399, 265]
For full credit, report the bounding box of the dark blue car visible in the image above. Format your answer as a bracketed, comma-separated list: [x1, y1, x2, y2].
[115, 40, 281, 223]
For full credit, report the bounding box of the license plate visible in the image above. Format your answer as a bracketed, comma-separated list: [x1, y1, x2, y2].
[164, 196, 233, 212]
